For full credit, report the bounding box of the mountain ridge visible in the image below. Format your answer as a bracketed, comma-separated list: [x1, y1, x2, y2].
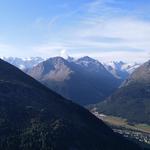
[27, 56, 121, 105]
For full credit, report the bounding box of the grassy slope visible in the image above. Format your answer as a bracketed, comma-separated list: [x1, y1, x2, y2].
[101, 115, 150, 134]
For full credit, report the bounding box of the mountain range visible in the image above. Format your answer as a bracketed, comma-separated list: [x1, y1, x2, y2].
[27, 56, 121, 105]
[1, 56, 140, 106]
[91, 60, 150, 124]
[0, 59, 141, 150]
[1, 56, 139, 79]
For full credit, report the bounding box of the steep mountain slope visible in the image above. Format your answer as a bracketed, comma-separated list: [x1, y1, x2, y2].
[1, 57, 44, 70]
[93, 60, 150, 124]
[0, 59, 141, 150]
[27, 56, 121, 105]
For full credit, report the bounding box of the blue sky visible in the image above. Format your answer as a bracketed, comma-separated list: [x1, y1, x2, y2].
[0, 0, 150, 62]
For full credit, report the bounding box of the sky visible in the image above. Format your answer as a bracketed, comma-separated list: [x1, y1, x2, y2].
[0, 0, 150, 62]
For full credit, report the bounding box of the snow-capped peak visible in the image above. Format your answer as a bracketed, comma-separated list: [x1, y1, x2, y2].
[1, 57, 44, 70]
[103, 61, 141, 79]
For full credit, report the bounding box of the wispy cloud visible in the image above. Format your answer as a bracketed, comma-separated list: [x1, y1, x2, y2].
[2, 0, 149, 62]
[33, 16, 60, 32]
[70, 50, 150, 63]
[38, 0, 149, 62]
[32, 43, 66, 57]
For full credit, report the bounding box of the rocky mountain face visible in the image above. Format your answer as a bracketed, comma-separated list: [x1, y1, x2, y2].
[92, 60, 150, 124]
[27, 56, 121, 105]
[0, 59, 141, 150]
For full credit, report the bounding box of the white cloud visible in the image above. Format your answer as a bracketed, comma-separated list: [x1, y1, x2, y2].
[71, 50, 150, 63]
[69, 18, 150, 51]
[80, 18, 150, 40]
[32, 41, 149, 63]
[60, 49, 68, 59]
[32, 43, 66, 58]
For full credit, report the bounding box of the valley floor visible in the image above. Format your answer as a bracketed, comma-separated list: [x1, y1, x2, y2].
[92, 111, 150, 148]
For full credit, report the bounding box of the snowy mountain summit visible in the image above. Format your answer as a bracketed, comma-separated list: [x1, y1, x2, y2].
[103, 61, 140, 80]
[1, 57, 44, 70]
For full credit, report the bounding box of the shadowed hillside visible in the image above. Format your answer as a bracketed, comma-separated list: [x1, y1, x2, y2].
[0, 59, 141, 150]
